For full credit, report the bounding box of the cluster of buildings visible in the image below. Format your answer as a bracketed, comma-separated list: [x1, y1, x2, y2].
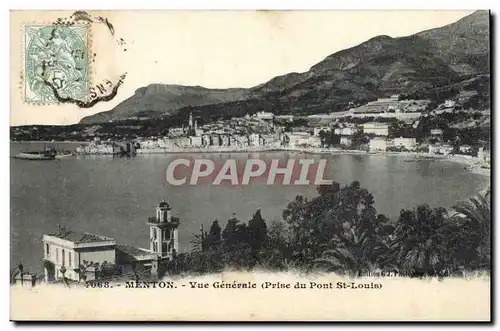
[368, 137, 418, 152]
[76, 138, 137, 155]
[137, 132, 284, 151]
[134, 112, 288, 152]
[41, 199, 180, 283]
[71, 94, 489, 164]
[132, 105, 413, 151]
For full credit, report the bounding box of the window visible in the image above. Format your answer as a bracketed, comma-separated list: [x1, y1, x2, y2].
[62, 249, 65, 266]
[56, 248, 59, 262]
[68, 251, 72, 267]
[153, 228, 157, 240]
[45, 244, 50, 256]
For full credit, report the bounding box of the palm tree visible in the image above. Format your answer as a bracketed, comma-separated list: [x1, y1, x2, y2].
[313, 228, 376, 276]
[18, 263, 24, 286]
[450, 188, 491, 271]
[390, 205, 450, 276]
[60, 265, 68, 286]
[77, 264, 88, 282]
[313, 208, 393, 276]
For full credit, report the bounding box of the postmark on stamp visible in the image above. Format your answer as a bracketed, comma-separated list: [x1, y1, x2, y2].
[24, 24, 90, 104]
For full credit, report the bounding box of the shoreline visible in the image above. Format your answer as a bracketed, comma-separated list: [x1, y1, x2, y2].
[136, 146, 491, 180]
[11, 141, 491, 181]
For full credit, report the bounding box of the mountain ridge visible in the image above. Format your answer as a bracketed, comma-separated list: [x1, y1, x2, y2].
[80, 10, 489, 124]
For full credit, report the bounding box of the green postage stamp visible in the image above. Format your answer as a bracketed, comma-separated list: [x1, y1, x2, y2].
[23, 24, 90, 104]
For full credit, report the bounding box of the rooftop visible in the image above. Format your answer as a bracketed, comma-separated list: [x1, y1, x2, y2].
[362, 122, 390, 127]
[116, 244, 151, 257]
[47, 229, 115, 243]
[158, 198, 171, 209]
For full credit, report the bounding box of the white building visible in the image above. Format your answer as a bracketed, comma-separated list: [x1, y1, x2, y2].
[392, 137, 418, 151]
[43, 226, 117, 282]
[276, 115, 294, 122]
[334, 127, 359, 136]
[221, 135, 231, 147]
[361, 123, 389, 136]
[190, 136, 203, 147]
[296, 136, 321, 148]
[249, 133, 261, 147]
[476, 148, 490, 167]
[459, 145, 473, 154]
[340, 136, 352, 146]
[168, 127, 184, 137]
[254, 111, 275, 120]
[344, 127, 360, 136]
[441, 145, 454, 155]
[287, 132, 311, 148]
[430, 144, 454, 155]
[232, 135, 249, 147]
[430, 128, 444, 136]
[42, 200, 182, 283]
[369, 138, 388, 152]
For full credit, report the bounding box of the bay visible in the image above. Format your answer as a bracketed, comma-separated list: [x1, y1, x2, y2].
[10, 142, 489, 274]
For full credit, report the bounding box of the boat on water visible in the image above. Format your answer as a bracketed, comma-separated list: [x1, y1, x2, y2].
[13, 145, 57, 160]
[14, 150, 57, 160]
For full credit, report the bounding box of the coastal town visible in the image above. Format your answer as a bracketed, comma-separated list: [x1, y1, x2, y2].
[9, 92, 492, 288]
[11, 93, 489, 173]
[9, 10, 491, 299]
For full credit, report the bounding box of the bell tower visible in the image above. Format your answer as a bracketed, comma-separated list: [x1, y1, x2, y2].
[147, 198, 180, 260]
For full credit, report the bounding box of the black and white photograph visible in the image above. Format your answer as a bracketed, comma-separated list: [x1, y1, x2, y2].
[8, 8, 492, 321]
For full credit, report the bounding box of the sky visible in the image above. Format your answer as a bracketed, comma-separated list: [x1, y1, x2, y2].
[10, 10, 475, 126]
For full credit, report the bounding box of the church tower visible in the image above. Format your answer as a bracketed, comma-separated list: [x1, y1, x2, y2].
[147, 198, 180, 260]
[189, 112, 194, 128]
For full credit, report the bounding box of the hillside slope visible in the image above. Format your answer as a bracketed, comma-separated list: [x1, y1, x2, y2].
[80, 10, 489, 124]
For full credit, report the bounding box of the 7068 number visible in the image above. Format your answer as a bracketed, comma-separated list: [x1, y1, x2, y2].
[85, 281, 111, 288]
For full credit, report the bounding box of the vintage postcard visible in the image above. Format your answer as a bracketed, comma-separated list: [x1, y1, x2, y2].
[9, 10, 491, 321]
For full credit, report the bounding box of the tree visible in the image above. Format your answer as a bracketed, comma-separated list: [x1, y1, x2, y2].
[221, 216, 253, 269]
[351, 131, 369, 148]
[313, 185, 394, 276]
[449, 188, 491, 271]
[282, 195, 316, 266]
[18, 263, 24, 286]
[207, 220, 222, 249]
[390, 205, 451, 276]
[283, 181, 391, 272]
[248, 209, 267, 251]
[77, 264, 88, 282]
[261, 220, 293, 271]
[222, 216, 241, 250]
[389, 120, 414, 138]
[60, 265, 69, 287]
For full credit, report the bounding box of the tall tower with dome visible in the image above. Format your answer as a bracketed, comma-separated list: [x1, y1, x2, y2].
[147, 198, 180, 261]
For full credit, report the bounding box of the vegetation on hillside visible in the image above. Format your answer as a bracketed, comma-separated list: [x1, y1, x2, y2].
[164, 181, 491, 277]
